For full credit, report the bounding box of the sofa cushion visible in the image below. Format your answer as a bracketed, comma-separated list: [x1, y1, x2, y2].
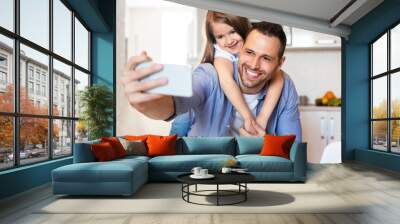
[236, 155, 293, 172]
[260, 134, 296, 159]
[118, 138, 147, 156]
[178, 137, 235, 155]
[91, 142, 118, 161]
[124, 135, 149, 141]
[235, 137, 263, 155]
[52, 158, 147, 183]
[147, 135, 177, 157]
[101, 137, 127, 158]
[148, 154, 235, 172]
[115, 155, 150, 163]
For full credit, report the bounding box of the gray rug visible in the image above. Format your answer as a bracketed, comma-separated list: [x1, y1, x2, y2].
[38, 183, 361, 214]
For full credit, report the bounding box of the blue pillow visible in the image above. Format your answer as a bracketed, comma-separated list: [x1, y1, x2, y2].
[235, 137, 263, 155]
[180, 137, 235, 155]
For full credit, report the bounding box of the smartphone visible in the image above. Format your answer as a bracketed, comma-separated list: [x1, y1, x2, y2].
[137, 62, 193, 97]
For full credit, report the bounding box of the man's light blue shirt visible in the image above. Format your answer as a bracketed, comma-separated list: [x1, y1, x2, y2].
[172, 63, 302, 142]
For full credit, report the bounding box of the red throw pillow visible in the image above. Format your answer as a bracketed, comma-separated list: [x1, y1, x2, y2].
[101, 137, 126, 158]
[91, 142, 117, 161]
[146, 135, 177, 157]
[124, 135, 149, 141]
[260, 134, 296, 159]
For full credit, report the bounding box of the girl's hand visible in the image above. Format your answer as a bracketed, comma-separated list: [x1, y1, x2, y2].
[239, 120, 265, 137]
[243, 117, 257, 135]
[252, 120, 266, 136]
[256, 116, 268, 130]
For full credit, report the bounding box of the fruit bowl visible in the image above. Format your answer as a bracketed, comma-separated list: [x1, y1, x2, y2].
[315, 91, 341, 106]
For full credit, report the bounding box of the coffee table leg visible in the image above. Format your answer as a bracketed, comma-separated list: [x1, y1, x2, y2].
[188, 184, 190, 202]
[217, 184, 219, 206]
[245, 183, 247, 201]
[195, 184, 197, 192]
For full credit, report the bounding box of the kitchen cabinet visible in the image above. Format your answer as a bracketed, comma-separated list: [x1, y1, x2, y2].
[287, 27, 341, 49]
[300, 106, 341, 164]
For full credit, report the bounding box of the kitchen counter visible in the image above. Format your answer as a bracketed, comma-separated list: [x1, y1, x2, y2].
[299, 105, 341, 111]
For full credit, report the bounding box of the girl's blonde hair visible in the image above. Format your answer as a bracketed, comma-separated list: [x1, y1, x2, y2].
[201, 11, 252, 64]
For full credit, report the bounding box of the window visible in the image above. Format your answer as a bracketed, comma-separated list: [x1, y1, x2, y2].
[0, 0, 91, 170]
[0, 54, 7, 86]
[0, 116, 13, 170]
[0, 54, 7, 67]
[74, 69, 89, 118]
[53, 119, 72, 158]
[0, 34, 13, 113]
[371, 23, 400, 154]
[42, 85, 46, 97]
[35, 70, 41, 81]
[75, 18, 89, 70]
[28, 81, 34, 94]
[0, 0, 14, 32]
[53, 0, 72, 60]
[53, 59, 71, 117]
[28, 67, 34, 80]
[20, 0, 49, 49]
[36, 83, 40, 95]
[0, 71, 7, 93]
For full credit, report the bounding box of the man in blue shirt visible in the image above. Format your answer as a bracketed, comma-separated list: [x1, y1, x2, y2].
[121, 22, 302, 142]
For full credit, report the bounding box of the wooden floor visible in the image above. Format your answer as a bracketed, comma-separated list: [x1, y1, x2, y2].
[1, 162, 400, 224]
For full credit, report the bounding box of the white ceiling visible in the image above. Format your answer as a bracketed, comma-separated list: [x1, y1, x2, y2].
[126, 0, 186, 8]
[167, 0, 384, 38]
[227, 0, 352, 22]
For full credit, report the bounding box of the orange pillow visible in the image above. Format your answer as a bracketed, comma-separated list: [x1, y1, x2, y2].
[91, 142, 117, 161]
[146, 135, 177, 157]
[124, 135, 149, 141]
[101, 137, 126, 158]
[260, 134, 296, 159]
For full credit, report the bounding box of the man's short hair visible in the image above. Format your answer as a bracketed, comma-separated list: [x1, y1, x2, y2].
[248, 22, 287, 59]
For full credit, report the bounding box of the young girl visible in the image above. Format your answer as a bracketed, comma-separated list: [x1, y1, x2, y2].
[202, 11, 284, 135]
[170, 11, 284, 136]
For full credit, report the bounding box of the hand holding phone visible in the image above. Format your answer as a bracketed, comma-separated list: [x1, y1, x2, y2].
[137, 62, 193, 97]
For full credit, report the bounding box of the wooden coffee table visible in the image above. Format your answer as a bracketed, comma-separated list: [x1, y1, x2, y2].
[177, 172, 255, 206]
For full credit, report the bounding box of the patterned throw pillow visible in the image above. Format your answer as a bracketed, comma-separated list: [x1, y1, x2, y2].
[118, 137, 147, 156]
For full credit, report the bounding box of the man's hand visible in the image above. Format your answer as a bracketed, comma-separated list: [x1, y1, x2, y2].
[121, 52, 174, 120]
[239, 120, 266, 137]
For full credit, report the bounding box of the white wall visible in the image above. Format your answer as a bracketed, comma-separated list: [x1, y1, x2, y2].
[282, 48, 341, 103]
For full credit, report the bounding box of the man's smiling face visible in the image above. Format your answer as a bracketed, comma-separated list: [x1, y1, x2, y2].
[238, 29, 285, 94]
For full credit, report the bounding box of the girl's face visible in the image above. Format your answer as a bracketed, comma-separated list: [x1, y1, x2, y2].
[212, 22, 244, 55]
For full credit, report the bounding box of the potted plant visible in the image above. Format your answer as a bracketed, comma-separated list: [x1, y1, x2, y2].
[79, 84, 113, 140]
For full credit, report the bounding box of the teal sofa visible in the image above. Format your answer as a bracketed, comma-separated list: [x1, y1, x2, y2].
[52, 137, 307, 196]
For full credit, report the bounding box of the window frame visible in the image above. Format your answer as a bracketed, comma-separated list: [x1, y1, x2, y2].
[0, 0, 92, 171]
[370, 20, 400, 154]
